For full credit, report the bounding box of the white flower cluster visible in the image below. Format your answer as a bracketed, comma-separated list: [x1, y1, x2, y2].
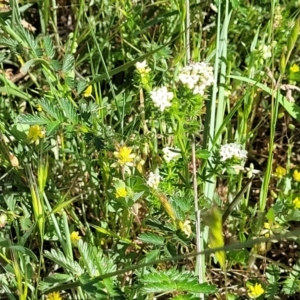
[147, 172, 160, 189]
[220, 143, 247, 162]
[150, 86, 173, 112]
[178, 62, 214, 96]
[162, 147, 181, 163]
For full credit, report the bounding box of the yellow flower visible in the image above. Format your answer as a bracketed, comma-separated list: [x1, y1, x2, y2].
[115, 187, 127, 198]
[248, 283, 264, 299]
[70, 231, 81, 245]
[28, 125, 45, 144]
[83, 85, 92, 97]
[113, 146, 135, 167]
[293, 197, 300, 208]
[275, 166, 286, 178]
[290, 63, 300, 73]
[47, 291, 62, 300]
[293, 170, 300, 182]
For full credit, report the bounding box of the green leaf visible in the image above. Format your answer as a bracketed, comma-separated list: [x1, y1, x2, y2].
[46, 121, 61, 135]
[18, 114, 52, 125]
[0, 52, 7, 63]
[77, 79, 88, 94]
[0, 239, 38, 262]
[77, 240, 98, 276]
[0, 86, 30, 100]
[282, 277, 299, 295]
[282, 259, 300, 295]
[0, 37, 18, 49]
[141, 269, 216, 294]
[196, 149, 210, 159]
[266, 264, 280, 284]
[173, 296, 199, 300]
[20, 58, 50, 74]
[38, 98, 64, 121]
[39, 274, 73, 292]
[58, 98, 78, 124]
[65, 76, 75, 89]
[19, 216, 32, 231]
[62, 54, 74, 74]
[138, 233, 165, 245]
[44, 249, 84, 275]
[50, 59, 62, 72]
[43, 36, 55, 59]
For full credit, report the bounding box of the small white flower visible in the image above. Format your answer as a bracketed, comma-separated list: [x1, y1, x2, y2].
[162, 147, 181, 163]
[135, 60, 151, 74]
[147, 172, 160, 189]
[258, 44, 272, 60]
[220, 143, 248, 162]
[150, 86, 173, 112]
[178, 62, 214, 95]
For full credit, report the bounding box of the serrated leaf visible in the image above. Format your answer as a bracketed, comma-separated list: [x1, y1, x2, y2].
[43, 36, 55, 59]
[19, 26, 37, 50]
[38, 98, 64, 121]
[65, 76, 75, 89]
[77, 240, 98, 276]
[142, 249, 160, 264]
[0, 52, 7, 63]
[0, 37, 18, 49]
[141, 269, 216, 294]
[58, 98, 78, 124]
[44, 249, 84, 275]
[282, 277, 299, 295]
[138, 233, 165, 245]
[19, 216, 31, 231]
[62, 54, 74, 74]
[265, 283, 279, 299]
[266, 264, 280, 283]
[18, 114, 52, 125]
[46, 121, 61, 135]
[35, 48, 43, 58]
[77, 79, 88, 94]
[50, 59, 62, 72]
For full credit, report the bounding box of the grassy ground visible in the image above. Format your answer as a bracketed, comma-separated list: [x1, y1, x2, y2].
[1, 0, 300, 299]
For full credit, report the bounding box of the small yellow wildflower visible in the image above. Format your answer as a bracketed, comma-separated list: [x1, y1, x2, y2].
[293, 170, 300, 182]
[28, 125, 45, 144]
[248, 283, 264, 299]
[290, 63, 300, 73]
[115, 187, 127, 198]
[70, 231, 81, 245]
[113, 146, 135, 167]
[83, 85, 92, 97]
[275, 166, 286, 178]
[37, 104, 43, 111]
[293, 197, 300, 208]
[47, 291, 62, 300]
